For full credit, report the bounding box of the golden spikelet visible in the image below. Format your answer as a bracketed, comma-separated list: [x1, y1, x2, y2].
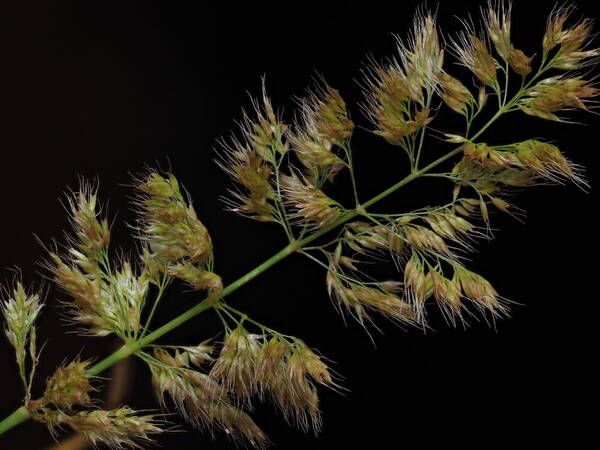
[483, 0, 532, 75]
[519, 75, 599, 121]
[450, 28, 498, 86]
[544, 5, 599, 69]
[41, 359, 95, 411]
[217, 87, 286, 222]
[135, 171, 214, 266]
[289, 83, 354, 184]
[280, 173, 343, 229]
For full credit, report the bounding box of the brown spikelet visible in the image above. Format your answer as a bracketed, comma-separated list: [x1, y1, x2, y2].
[33, 406, 163, 449]
[135, 171, 214, 266]
[280, 173, 343, 229]
[519, 75, 599, 121]
[403, 255, 433, 322]
[437, 73, 475, 115]
[48, 253, 113, 336]
[483, 1, 532, 75]
[362, 10, 441, 145]
[544, 6, 600, 69]
[513, 139, 586, 186]
[450, 30, 498, 86]
[169, 263, 223, 294]
[210, 325, 261, 401]
[453, 267, 508, 317]
[289, 82, 353, 184]
[42, 359, 95, 411]
[217, 86, 287, 222]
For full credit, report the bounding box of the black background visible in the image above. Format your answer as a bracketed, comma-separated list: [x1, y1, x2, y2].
[0, 1, 597, 448]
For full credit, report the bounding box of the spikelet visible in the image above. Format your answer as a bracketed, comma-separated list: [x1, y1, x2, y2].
[210, 324, 261, 402]
[423, 209, 477, 248]
[453, 267, 508, 317]
[512, 139, 586, 186]
[396, 10, 444, 101]
[280, 173, 343, 229]
[484, 1, 532, 75]
[326, 262, 415, 325]
[429, 269, 463, 324]
[289, 83, 354, 184]
[543, 6, 599, 69]
[149, 346, 269, 448]
[217, 87, 286, 222]
[107, 261, 150, 335]
[1, 281, 43, 397]
[450, 26, 498, 86]
[135, 171, 214, 266]
[67, 184, 111, 263]
[362, 11, 440, 145]
[41, 359, 95, 411]
[403, 255, 433, 322]
[48, 253, 113, 336]
[404, 225, 451, 256]
[34, 407, 163, 450]
[344, 221, 406, 255]
[169, 262, 223, 294]
[437, 72, 475, 115]
[257, 338, 336, 433]
[519, 75, 599, 121]
[463, 142, 521, 169]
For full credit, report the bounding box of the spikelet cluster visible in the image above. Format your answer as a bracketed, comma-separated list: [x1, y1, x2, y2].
[41, 359, 96, 410]
[135, 171, 222, 293]
[450, 28, 498, 86]
[519, 75, 598, 121]
[210, 326, 337, 434]
[460, 139, 584, 187]
[289, 83, 354, 185]
[35, 407, 163, 449]
[404, 254, 508, 324]
[437, 73, 475, 115]
[362, 11, 441, 144]
[280, 173, 343, 229]
[217, 89, 287, 222]
[28, 359, 163, 449]
[1, 281, 43, 398]
[326, 269, 415, 325]
[483, 1, 533, 75]
[543, 6, 600, 69]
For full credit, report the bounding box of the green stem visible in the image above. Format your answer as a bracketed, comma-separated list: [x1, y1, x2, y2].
[0, 406, 29, 435]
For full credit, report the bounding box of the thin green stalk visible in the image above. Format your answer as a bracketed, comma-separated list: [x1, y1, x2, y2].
[0, 407, 29, 435]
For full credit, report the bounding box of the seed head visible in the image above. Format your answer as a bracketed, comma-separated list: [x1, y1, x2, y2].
[280, 173, 343, 229]
[135, 171, 214, 266]
[450, 31, 498, 86]
[49, 253, 111, 336]
[217, 87, 287, 222]
[34, 406, 163, 450]
[1, 281, 43, 397]
[210, 325, 261, 401]
[513, 139, 586, 186]
[430, 269, 463, 323]
[169, 263, 223, 294]
[520, 75, 599, 121]
[42, 359, 95, 410]
[290, 83, 353, 184]
[437, 73, 475, 115]
[544, 6, 599, 69]
[453, 267, 508, 316]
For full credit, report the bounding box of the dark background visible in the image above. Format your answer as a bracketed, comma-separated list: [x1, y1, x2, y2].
[0, 1, 597, 448]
